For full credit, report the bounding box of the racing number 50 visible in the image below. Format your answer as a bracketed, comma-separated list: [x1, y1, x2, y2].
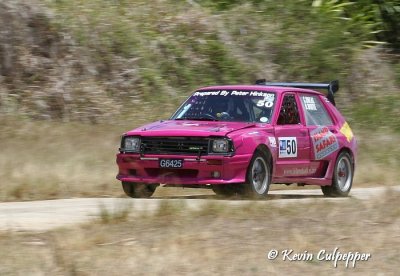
[279, 137, 297, 158]
[286, 139, 297, 155]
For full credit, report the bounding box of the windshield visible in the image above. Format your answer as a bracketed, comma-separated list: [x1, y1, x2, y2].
[171, 90, 276, 123]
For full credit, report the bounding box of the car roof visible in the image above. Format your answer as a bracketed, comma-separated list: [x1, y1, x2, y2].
[197, 85, 324, 96]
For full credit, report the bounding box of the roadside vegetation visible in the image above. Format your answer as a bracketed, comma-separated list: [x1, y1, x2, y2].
[0, 116, 399, 202]
[0, 191, 399, 274]
[0, 0, 400, 200]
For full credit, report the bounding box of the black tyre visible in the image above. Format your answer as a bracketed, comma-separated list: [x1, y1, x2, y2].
[212, 185, 237, 197]
[122, 182, 157, 198]
[321, 151, 354, 197]
[238, 150, 271, 199]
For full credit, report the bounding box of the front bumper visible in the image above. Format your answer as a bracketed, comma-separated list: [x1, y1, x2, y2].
[116, 153, 252, 185]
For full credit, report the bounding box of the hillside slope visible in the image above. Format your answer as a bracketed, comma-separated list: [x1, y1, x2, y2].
[0, 0, 400, 201]
[0, 0, 399, 128]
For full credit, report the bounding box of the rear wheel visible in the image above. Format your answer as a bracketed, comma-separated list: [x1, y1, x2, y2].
[321, 152, 353, 197]
[122, 182, 157, 198]
[238, 151, 271, 199]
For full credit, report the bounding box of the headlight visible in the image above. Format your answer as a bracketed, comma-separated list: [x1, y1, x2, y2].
[124, 137, 141, 152]
[212, 139, 229, 153]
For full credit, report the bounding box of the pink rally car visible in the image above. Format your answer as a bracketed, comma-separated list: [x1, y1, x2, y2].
[116, 80, 356, 198]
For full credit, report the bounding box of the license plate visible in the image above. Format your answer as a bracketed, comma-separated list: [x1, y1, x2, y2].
[159, 159, 183, 168]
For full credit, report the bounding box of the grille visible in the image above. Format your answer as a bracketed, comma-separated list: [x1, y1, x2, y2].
[141, 137, 209, 155]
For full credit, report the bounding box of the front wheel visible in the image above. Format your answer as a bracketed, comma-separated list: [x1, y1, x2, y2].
[122, 182, 157, 198]
[238, 151, 271, 199]
[321, 152, 354, 197]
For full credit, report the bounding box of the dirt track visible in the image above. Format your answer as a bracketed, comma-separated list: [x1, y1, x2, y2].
[1, 186, 399, 231]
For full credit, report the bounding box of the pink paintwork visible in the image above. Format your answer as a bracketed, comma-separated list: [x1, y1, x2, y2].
[116, 85, 357, 191]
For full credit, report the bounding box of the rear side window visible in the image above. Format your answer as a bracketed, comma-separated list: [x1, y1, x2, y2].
[300, 94, 333, 126]
[277, 94, 301, 125]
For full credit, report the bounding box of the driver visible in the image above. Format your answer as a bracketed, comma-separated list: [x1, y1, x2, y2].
[211, 98, 231, 119]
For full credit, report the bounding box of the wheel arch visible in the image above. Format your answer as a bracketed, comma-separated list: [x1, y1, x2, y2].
[253, 143, 273, 174]
[322, 147, 354, 197]
[241, 144, 273, 198]
[338, 147, 355, 169]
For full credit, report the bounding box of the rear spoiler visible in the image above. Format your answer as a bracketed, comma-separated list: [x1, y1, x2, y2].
[255, 79, 339, 106]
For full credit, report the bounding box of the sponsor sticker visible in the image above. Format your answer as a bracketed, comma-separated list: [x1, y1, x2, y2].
[256, 93, 275, 108]
[194, 91, 275, 98]
[264, 93, 275, 102]
[220, 90, 229, 96]
[283, 167, 317, 176]
[279, 137, 297, 158]
[269, 137, 277, 147]
[340, 122, 354, 142]
[193, 91, 221, 96]
[301, 96, 317, 111]
[311, 127, 339, 160]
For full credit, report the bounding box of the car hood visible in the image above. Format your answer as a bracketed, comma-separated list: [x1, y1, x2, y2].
[125, 120, 256, 137]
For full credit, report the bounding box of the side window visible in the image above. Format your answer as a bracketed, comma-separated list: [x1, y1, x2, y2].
[300, 94, 333, 126]
[277, 94, 300, 125]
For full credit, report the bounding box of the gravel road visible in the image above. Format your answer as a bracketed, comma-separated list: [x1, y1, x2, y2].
[0, 186, 399, 231]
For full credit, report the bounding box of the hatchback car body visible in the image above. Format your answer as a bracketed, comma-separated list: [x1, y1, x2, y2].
[116, 80, 356, 198]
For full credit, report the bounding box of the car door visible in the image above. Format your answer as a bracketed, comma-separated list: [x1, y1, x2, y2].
[274, 93, 313, 177]
[298, 93, 339, 177]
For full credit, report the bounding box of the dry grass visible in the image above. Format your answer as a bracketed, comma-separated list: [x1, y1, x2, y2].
[0, 117, 399, 201]
[0, 117, 124, 201]
[354, 130, 400, 186]
[0, 191, 399, 275]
